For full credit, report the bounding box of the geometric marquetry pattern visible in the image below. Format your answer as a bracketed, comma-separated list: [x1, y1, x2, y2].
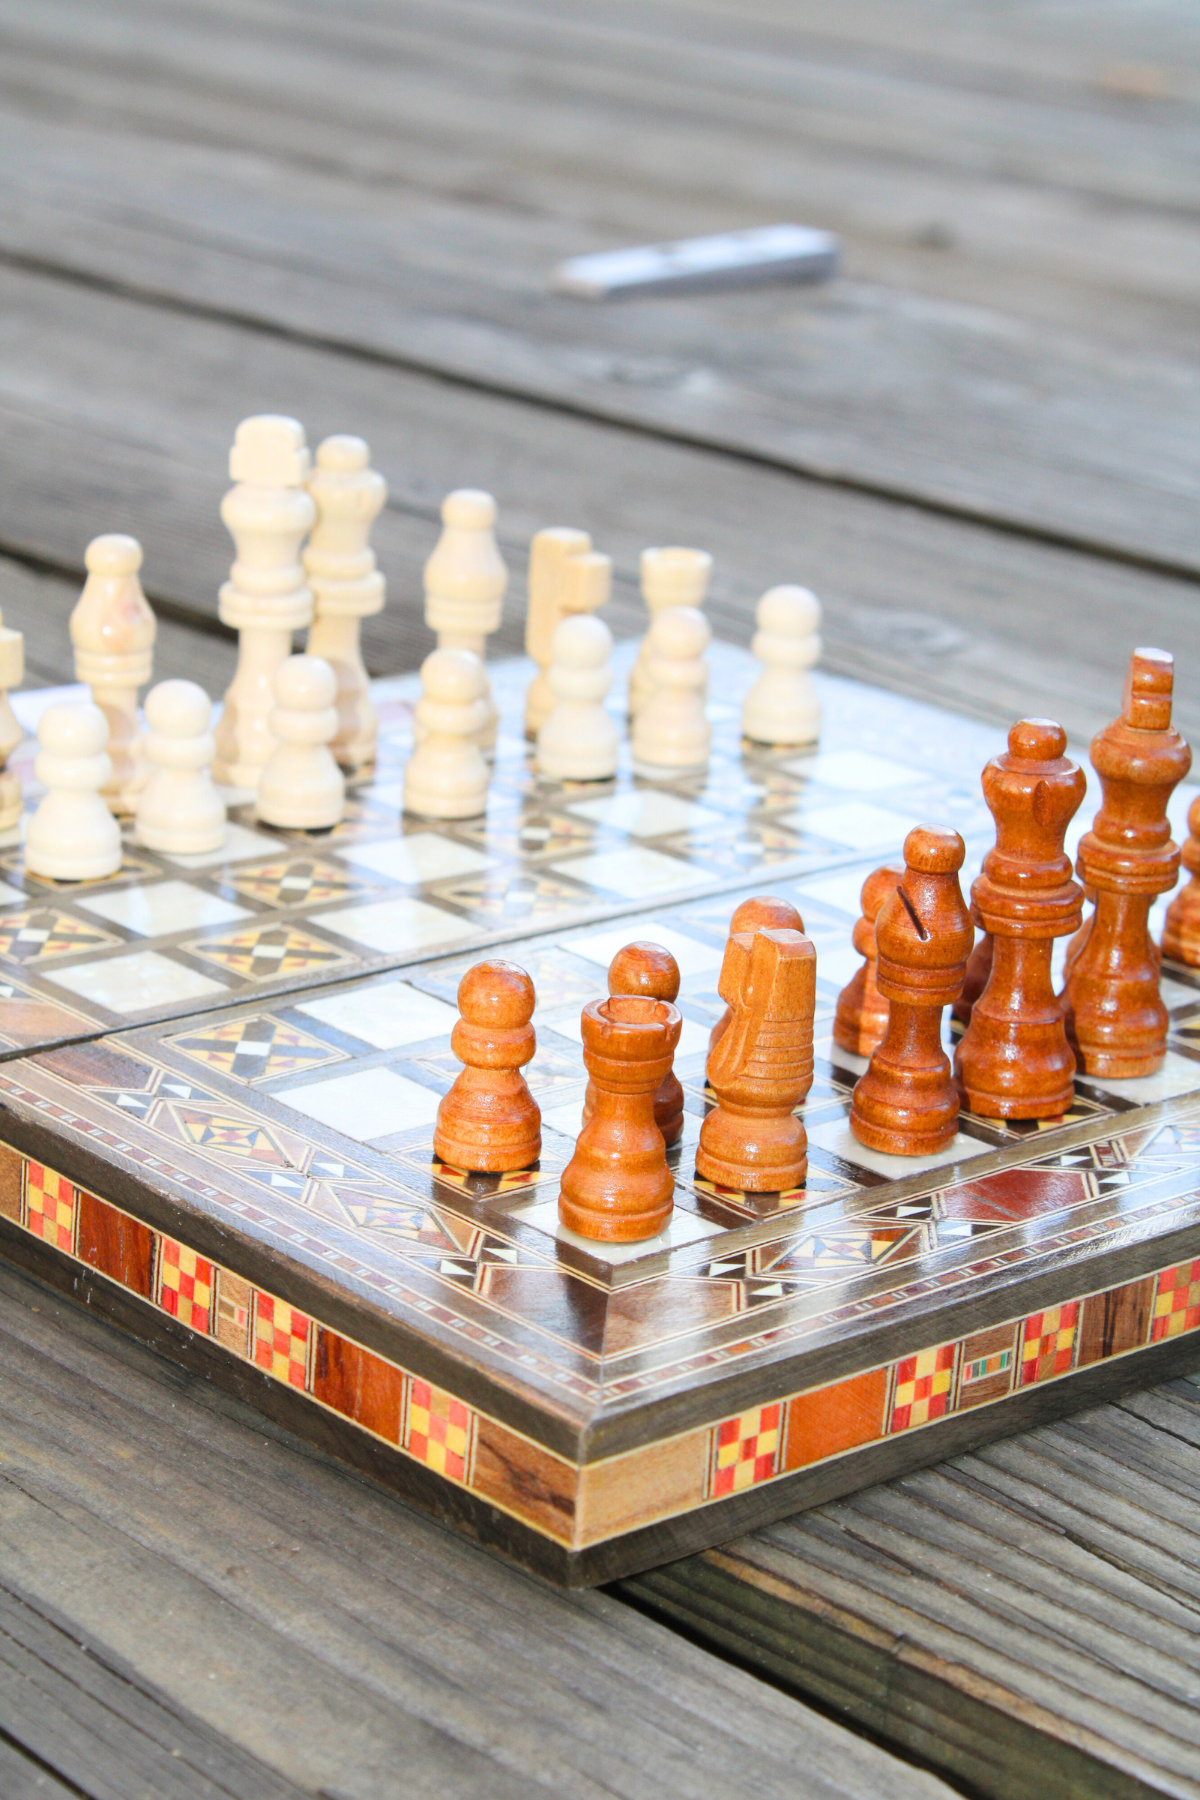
[7, 1149, 1200, 1551]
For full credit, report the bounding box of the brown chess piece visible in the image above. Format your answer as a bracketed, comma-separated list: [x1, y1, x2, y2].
[951, 909, 993, 1028]
[708, 895, 803, 1052]
[559, 995, 681, 1241]
[1062, 648, 1192, 1078]
[1163, 795, 1200, 966]
[833, 865, 902, 1056]
[954, 719, 1086, 1118]
[850, 825, 973, 1156]
[583, 942, 684, 1144]
[697, 927, 815, 1190]
[433, 960, 541, 1172]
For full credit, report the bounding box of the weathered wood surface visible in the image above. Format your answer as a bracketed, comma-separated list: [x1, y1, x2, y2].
[1, 0, 1198, 576]
[624, 1375, 1200, 1800]
[3, 260, 1200, 747]
[0, 1261, 953, 1800]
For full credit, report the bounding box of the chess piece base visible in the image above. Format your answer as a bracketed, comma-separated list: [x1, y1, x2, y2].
[833, 967, 888, 1059]
[434, 1072, 541, 1174]
[851, 1050, 960, 1157]
[695, 1106, 807, 1191]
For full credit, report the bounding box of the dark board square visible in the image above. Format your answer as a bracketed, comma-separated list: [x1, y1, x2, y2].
[76, 1191, 156, 1298]
[312, 1328, 404, 1444]
[1077, 1278, 1157, 1366]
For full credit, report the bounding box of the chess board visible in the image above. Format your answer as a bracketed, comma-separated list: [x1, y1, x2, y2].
[2, 644, 1200, 1586]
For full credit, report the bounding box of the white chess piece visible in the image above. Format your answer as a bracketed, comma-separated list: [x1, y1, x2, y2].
[0, 608, 24, 831]
[213, 415, 316, 789]
[537, 614, 619, 782]
[256, 655, 346, 830]
[136, 680, 226, 855]
[631, 606, 712, 772]
[304, 434, 387, 772]
[70, 534, 157, 815]
[523, 527, 611, 738]
[628, 545, 712, 717]
[25, 703, 122, 881]
[423, 490, 507, 751]
[741, 586, 822, 747]
[403, 648, 490, 819]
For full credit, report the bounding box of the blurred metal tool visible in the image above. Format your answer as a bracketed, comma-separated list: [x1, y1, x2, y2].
[552, 224, 839, 300]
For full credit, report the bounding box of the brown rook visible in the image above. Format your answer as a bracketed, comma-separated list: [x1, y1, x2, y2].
[833, 864, 902, 1057]
[698, 927, 815, 1191]
[433, 960, 541, 1172]
[955, 720, 1086, 1118]
[850, 825, 973, 1157]
[1163, 794, 1200, 967]
[559, 994, 682, 1241]
[1063, 648, 1192, 1077]
[595, 941, 684, 1144]
[709, 895, 803, 1052]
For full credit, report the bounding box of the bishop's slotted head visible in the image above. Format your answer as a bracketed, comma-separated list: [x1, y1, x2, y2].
[434, 960, 541, 1174]
[1064, 648, 1192, 1077]
[850, 825, 973, 1157]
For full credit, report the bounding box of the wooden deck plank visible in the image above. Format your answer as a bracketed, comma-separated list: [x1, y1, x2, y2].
[0, 1261, 953, 1800]
[1, 260, 1198, 745]
[1, 2, 1198, 571]
[622, 1375, 1200, 1800]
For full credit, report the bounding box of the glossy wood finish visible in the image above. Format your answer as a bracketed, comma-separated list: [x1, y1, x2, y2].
[1162, 793, 1200, 967]
[697, 927, 816, 1192]
[951, 918, 993, 1027]
[850, 827, 972, 1156]
[559, 994, 681, 1240]
[710, 897, 804, 1052]
[833, 865, 902, 1057]
[955, 720, 1086, 1119]
[1064, 649, 1192, 1077]
[602, 941, 684, 1146]
[433, 960, 541, 1173]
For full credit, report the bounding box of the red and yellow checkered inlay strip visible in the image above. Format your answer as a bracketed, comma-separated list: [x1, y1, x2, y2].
[711, 1404, 782, 1496]
[253, 1292, 310, 1389]
[890, 1344, 955, 1431]
[158, 1237, 213, 1333]
[1153, 1259, 1200, 1341]
[406, 1378, 472, 1482]
[25, 1161, 75, 1253]
[1020, 1302, 1079, 1384]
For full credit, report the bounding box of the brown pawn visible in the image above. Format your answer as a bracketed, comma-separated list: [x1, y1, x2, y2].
[559, 995, 682, 1241]
[433, 960, 541, 1172]
[1163, 795, 1200, 966]
[850, 826, 973, 1156]
[709, 895, 803, 1052]
[697, 928, 815, 1191]
[951, 909, 993, 1028]
[833, 865, 902, 1056]
[954, 720, 1086, 1118]
[583, 942, 683, 1144]
[1063, 648, 1192, 1077]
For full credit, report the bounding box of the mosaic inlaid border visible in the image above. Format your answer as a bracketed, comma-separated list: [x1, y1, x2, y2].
[6, 1144, 1198, 1554]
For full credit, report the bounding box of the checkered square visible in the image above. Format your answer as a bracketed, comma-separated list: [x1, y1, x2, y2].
[157, 1238, 213, 1333]
[253, 1292, 310, 1389]
[711, 1403, 782, 1497]
[24, 1162, 75, 1253]
[1019, 1302, 1079, 1385]
[1152, 1259, 1200, 1341]
[890, 1343, 956, 1431]
[405, 1378, 472, 1482]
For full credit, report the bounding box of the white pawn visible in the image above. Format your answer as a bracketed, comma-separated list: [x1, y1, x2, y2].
[26, 703, 122, 881]
[404, 648, 490, 820]
[631, 606, 711, 772]
[136, 680, 226, 856]
[304, 434, 387, 772]
[423, 490, 507, 751]
[523, 527, 611, 738]
[628, 545, 712, 717]
[256, 656, 345, 830]
[741, 586, 822, 746]
[70, 534, 157, 815]
[213, 415, 316, 790]
[537, 614, 619, 782]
